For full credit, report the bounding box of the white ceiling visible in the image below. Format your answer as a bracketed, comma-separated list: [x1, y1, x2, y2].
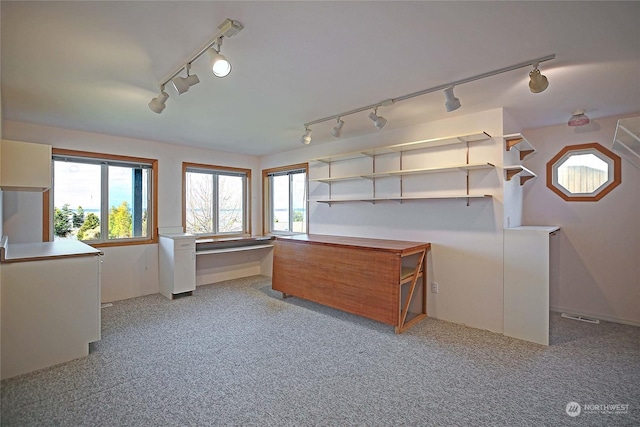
[2, 1, 639, 156]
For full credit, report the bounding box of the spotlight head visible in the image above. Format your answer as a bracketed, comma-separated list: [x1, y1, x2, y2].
[529, 66, 549, 93]
[331, 118, 345, 138]
[208, 48, 231, 78]
[148, 90, 169, 114]
[301, 128, 312, 145]
[368, 110, 387, 130]
[171, 74, 200, 95]
[444, 86, 461, 112]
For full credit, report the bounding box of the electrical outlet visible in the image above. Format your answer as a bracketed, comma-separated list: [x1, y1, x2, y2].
[431, 282, 439, 294]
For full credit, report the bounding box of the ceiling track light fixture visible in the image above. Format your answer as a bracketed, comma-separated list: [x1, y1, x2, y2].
[300, 54, 555, 144]
[148, 18, 243, 114]
[568, 109, 590, 127]
[368, 107, 387, 130]
[528, 62, 549, 93]
[148, 85, 169, 113]
[171, 63, 200, 95]
[209, 38, 232, 78]
[301, 127, 312, 145]
[444, 85, 461, 112]
[331, 118, 345, 138]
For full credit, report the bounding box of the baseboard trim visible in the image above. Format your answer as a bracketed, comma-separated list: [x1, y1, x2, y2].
[550, 306, 640, 328]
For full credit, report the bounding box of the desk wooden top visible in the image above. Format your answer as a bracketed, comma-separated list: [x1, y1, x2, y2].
[276, 234, 430, 255]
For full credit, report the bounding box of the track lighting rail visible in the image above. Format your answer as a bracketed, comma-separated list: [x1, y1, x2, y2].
[149, 18, 243, 113]
[302, 54, 555, 143]
[158, 19, 243, 89]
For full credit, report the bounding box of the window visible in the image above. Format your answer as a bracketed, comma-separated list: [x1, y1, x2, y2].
[45, 149, 158, 246]
[183, 163, 250, 236]
[547, 143, 621, 201]
[263, 164, 307, 234]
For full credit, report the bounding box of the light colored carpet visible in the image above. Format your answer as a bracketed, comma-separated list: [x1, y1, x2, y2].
[2, 275, 639, 426]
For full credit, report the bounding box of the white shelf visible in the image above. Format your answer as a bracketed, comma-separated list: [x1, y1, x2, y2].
[312, 194, 492, 205]
[388, 162, 494, 177]
[504, 133, 536, 160]
[311, 174, 380, 184]
[613, 116, 640, 169]
[504, 165, 537, 185]
[196, 244, 273, 255]
[310, 131, 494, 207]
[310, 162, 495, 183]
[311, 131, 491, 164]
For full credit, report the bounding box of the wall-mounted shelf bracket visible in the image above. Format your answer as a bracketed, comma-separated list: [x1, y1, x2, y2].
[505, 133, 536, 161]
[504, 165, 537, 186]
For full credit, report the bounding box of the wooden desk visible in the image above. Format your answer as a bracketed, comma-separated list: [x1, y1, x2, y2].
[272, 234, 430, 333]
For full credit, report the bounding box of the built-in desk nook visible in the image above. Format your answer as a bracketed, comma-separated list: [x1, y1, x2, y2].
[195, 236, 275, 286]
[196, 235, 274, 254]
[272, 234, 430, 333]
[159, 233, 275, 299]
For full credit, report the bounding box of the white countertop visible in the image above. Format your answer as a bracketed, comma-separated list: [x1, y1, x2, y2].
[159, 233, 195, 239]
[1, 239, 101, 263]
[505, 226, 560, 233]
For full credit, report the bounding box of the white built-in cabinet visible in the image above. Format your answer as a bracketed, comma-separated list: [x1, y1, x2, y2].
[503, 226, 559, 346]
[1, 139, 52, 191]
[502, 132, 559, 346]
[309, 132, 495, 205]
[1, 240, 101, 379]
[159, 234, 196, 299]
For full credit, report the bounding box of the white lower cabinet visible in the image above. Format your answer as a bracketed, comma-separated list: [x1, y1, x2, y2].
[1, 254, 101, 379]
[159, 234, 196, 299]
[503, 226, 559, 345]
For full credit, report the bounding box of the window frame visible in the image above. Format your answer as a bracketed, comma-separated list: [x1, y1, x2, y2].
[43, 148, 158, 247]
[182, 162, 251, 237]
[262, 163, 308, 235]
[546, 142, 621, 202]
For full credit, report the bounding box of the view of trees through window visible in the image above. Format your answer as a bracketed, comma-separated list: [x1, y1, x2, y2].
[269, 168, 306, 233]
[185, 166, 247, 235]
[52, 158, 150, 242]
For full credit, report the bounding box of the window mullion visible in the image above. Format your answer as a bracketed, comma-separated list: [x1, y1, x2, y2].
[147, 171, 152, 238]
[213, 173, 219, 234]
[243, 175, 248, 233]
[269, 177, 275, 232]
[101, 164, 109, 240]
[49, 160, 56, 241]
[288, 174, 294, 231]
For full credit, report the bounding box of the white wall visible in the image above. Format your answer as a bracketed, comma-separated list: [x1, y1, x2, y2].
[5, 110, 636, 330]
[2, 121, 261, 302]
[262, 108, 509, 333]
[521, 113, 640, 326]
